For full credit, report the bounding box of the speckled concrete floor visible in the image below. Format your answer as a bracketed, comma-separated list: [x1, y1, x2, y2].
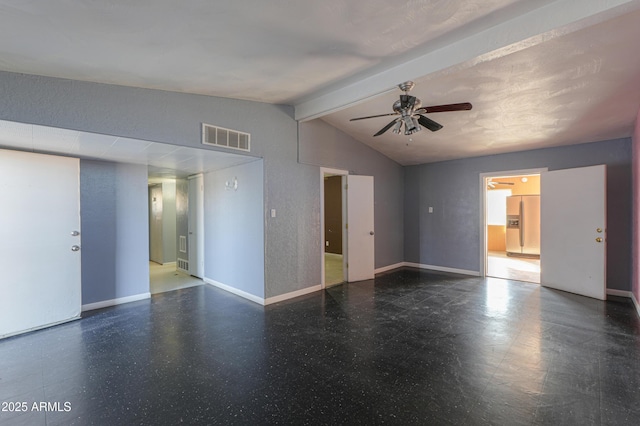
[1, 268, 639, 425]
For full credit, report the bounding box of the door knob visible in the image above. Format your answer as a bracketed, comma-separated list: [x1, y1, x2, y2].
[596, 228, 602, 233]
[71, 230, 80, 236]
[71, 245, 81, 252]
[595, 237, 603, 243]
[370, 231, 374, 235]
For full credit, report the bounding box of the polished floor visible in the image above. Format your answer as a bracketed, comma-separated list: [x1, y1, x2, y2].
[149, 261, 203, 294]
[1, 268, 639, 425]
[487, 251, 541, 283]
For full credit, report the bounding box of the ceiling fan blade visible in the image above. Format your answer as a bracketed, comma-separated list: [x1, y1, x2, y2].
[417, 115, 443, 132]
[374, 118, 400, 137]
[420, 102, 473, 113]
[350, 112, 398, 121]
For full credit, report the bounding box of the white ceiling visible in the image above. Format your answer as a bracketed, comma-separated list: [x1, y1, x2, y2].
[0, 120, 258, 181]
[0, 0, 639, 165]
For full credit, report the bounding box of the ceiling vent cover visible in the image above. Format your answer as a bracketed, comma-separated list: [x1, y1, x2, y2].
[202, 123, 250, 152]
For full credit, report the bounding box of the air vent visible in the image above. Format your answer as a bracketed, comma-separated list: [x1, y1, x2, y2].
[177, 258, 189, 272]
[179, 235, 187, 253]
[202, 123, 250, 152]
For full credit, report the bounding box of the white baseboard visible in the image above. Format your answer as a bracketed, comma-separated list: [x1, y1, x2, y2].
[81, 292, 150, 312]
[632, 292, 640, 318]
[163, 261, 177, 266]
[265, 285, 323, 305]
[402, 262, 480, 277]
[204, 277, 323, 306]
[606, 289, 632, 298]
[606, 289, 640, 318]
[204, 277, 265, 305]
[375, 262, 404, 274]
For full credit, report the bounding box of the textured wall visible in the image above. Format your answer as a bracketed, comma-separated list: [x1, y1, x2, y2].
[633, 110, 640, 303]
[299, 119, 404, 269]
[80, 160, 149, 304]
[405, 138, 632, 291]
[0, 70, 318, 299]
[204, 160, 265, 298]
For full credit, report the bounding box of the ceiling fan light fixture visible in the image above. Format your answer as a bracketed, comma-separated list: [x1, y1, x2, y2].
[392, 121, 403, 134]
[412, 117, 421, 132]
[403, 116, 416, 132]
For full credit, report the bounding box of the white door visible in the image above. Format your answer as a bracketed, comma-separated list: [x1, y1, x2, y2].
[346, 175, 375, 282]
[188, 174, 204, 278]
[0, 149, 81, 338]
[540, 165, 606, 300]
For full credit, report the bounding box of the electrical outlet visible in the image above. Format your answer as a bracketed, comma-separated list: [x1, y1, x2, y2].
[326, 241, 329, 247]
[429, 206, 433, 213]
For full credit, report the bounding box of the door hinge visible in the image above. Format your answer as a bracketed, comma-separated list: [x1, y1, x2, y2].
[346, 263, 349, 268]
[345, 184, 348, 190]
[345, 223, 348, 229]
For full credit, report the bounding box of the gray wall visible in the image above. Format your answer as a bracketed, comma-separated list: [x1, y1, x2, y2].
[80, 160, 149, 304]
[404, 138, 632, 291]
[299, 119, 405, 269]
[204, 160, 265, 298]
[176, 178, 189, 264]
[0, 70, 316, 299]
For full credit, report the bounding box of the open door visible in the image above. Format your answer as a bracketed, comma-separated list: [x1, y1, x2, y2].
[0, 150, 81, 338]
[540, 165, 606, 300]
[346, 175, 375, 282]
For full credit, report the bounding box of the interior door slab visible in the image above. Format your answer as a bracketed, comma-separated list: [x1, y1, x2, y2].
[0, 149, 81, 338]
[346, 175, 375, 282]
[540, 165, 606, 300]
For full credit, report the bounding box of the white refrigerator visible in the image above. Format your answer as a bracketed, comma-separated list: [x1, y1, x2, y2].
[506, 195, 540, 256]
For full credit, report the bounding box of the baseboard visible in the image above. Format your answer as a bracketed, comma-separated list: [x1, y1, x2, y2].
[375, 262, 405, 274]
[264, 285, 323, 305]
[81, 292, 151, 312]
[606, 289, 632, 298]
[402, 262, 480, 277]
[163, 261, 177, 266]
[203, 277, 265, 305]
[632, 292, 640, 319]
[606, 289, 640, 318]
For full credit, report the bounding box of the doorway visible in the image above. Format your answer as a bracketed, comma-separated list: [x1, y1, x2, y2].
[148, 176, 203, 294]
[321, 168, 348, 287]
[481, 169, 546, 284]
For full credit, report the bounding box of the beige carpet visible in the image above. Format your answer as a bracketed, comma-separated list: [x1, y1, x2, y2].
[325, 252, 344, 287]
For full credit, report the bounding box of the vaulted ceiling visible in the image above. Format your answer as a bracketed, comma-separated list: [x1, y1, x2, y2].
[0, 0, 639, 165]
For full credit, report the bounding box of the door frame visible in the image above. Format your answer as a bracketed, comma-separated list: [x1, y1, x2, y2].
[188, 173, 205, 278]
[320, 167, 348, 288]
[479, 167, 547, 278]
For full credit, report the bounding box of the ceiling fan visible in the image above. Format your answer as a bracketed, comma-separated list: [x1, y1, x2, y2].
[487, 178, 515, 189]
[350, 81, 472, 136]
